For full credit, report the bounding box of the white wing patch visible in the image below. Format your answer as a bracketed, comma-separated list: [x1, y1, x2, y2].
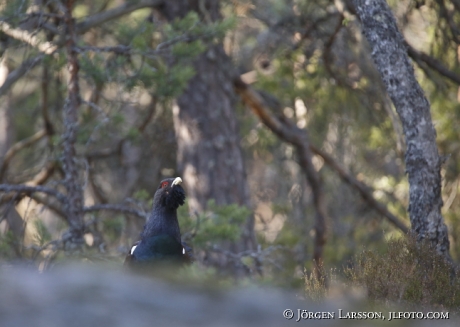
[182, 247, 185, 255]
[130, 245, 137, 255]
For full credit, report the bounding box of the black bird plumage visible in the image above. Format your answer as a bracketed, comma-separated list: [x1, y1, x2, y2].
[125, 177, 192, 266]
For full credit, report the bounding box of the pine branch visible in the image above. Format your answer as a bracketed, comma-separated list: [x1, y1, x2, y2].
[0, 0, 164, 97]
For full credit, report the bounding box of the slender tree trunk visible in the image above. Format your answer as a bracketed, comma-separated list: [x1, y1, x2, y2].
[0, 54, 25, 255]
[62, 0, 84, 248]
[354, 0, 450, 257]
[0, 57, 13, 160]
[157, 1, 257, 270]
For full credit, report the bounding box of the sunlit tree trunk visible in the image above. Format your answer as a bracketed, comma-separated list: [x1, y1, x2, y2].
[354, 0, 450, 258]
[0, 53, 25, 255]
[0, 57, 13, 159]
[158, 1, 257, 272]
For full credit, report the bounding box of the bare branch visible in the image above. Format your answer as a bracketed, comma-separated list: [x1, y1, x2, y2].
[76, 0, 164, 34]
[0, 55, 44, 97]
[25, 161, 57, 187]
[233, 77, 410, 235]
[0, 21, 58, 54]
[407, 43, 460, 86]
[310, 145, 410, 234]
[0, 184, 68, 204]
[0, 162, 58, 206]
[234, 77, 328, 277]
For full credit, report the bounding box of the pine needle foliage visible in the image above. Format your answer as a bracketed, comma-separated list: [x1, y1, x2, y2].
[178, 200, 251, 247]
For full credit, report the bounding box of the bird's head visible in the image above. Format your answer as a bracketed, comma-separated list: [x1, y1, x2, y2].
[154, 177, 186, 210]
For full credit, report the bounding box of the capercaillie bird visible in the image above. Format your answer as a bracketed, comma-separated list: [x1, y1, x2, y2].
[125, 177, 193, 266]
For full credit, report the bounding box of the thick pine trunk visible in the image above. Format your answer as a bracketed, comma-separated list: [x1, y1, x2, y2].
[158, 1, 257, 268]
[354, 0, 450, 257]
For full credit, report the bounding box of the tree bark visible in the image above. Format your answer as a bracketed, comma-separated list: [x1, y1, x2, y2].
[62, 0, 84, 248]
[157, 1, 257, 270]
[353, 0, 450, 257]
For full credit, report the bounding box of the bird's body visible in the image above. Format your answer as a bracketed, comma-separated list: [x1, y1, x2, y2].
[125, 177, 192, 266]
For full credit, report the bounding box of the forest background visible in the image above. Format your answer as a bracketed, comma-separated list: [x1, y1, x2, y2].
[1, 0, 460, 309]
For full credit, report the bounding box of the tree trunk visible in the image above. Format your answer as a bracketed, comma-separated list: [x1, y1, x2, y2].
[157, 1, 257, 269]
[62, 0, 84, 248]
[0, 51, 25, 256]
[0, 56, 14, 160]
[353, 0, 450, 257]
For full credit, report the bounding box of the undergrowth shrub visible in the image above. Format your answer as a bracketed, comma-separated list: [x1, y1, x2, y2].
[344, 237, 460, 310]
[304, 237, 460, 312]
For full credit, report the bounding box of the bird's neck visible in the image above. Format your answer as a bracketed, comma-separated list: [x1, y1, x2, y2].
[141, 205, 181, 244]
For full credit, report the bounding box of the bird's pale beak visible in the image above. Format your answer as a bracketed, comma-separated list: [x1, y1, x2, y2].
[172, 177, 182, 186]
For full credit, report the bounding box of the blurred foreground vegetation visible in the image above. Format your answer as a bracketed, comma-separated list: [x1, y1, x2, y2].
[0, 0, 460, 316]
